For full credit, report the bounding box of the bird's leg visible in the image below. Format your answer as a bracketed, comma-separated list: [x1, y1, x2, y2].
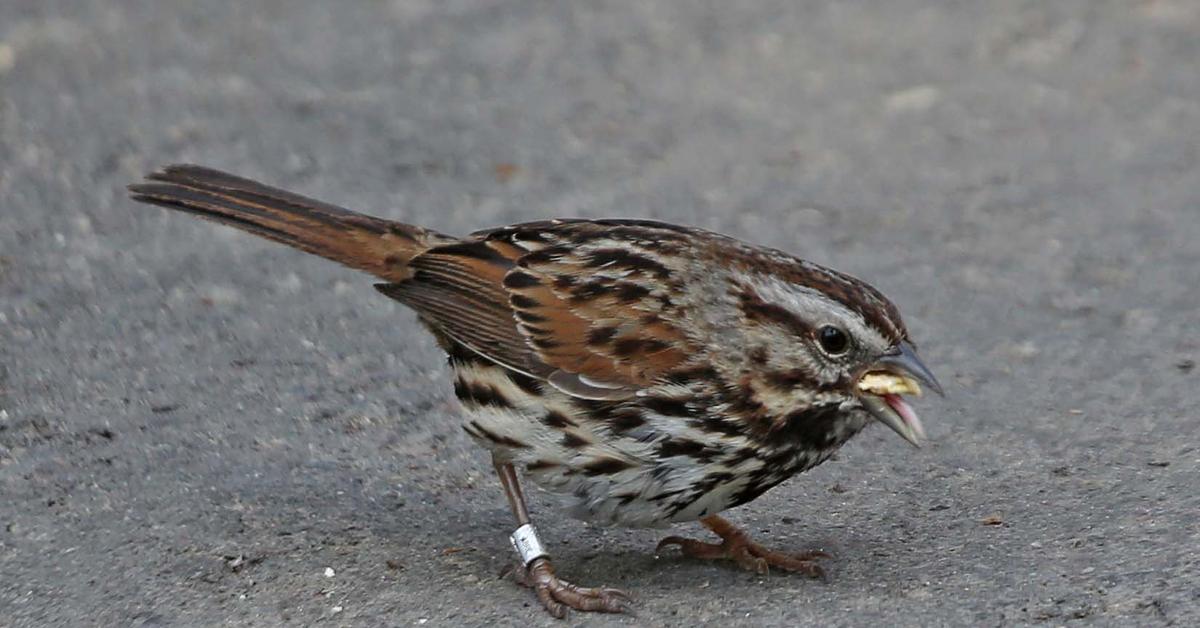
[492, 455, 631, 617]
[656, 514, 830, 578]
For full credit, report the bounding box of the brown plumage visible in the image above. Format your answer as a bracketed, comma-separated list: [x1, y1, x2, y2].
[129, 165, 942, 618]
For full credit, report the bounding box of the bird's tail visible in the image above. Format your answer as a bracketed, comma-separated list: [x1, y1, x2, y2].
[128, 164, 456, 282]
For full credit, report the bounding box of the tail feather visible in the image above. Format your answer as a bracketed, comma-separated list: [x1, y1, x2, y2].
[129, 164, 455, 282]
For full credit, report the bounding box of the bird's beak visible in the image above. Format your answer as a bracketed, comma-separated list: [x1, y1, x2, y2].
[857, 341, 943, 448]
[876, 341, 944, 397]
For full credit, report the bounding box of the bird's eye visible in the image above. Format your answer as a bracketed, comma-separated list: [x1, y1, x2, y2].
[817, 325, 850, 356]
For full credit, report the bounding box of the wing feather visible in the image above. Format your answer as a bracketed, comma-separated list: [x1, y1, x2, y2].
[377, 220, 701, 399]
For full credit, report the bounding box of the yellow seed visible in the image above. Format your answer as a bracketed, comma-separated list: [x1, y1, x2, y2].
[857, 372, 922, 396]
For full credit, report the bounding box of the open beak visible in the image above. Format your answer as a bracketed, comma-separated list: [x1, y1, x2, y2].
[857, 341, 943, 448]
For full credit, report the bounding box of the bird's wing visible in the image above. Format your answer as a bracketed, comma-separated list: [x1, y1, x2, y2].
[379, 219, 701, 399]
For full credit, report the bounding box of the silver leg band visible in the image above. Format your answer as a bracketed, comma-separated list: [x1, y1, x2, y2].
[509, 523, 549, 566]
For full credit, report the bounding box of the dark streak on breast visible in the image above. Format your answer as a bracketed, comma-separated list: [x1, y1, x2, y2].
[466, 421, 528, 449]
[657, 438, 720, 462]
[773, 404, 845, 450]
[583, 457, 635, 475]
[607, 408, 647, 433]
[561, 432, 590, 448]
[526, 459, 560, 472]
[507, 370, 543, 396]
[542, 410, 577, 428]
[454, 379, 513, 409]
[641, 396, 698, 418]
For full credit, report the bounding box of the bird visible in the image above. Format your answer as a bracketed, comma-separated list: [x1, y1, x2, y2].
[128, 164, 942, 618]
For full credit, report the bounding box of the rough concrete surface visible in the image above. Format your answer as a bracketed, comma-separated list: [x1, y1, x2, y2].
[2, 1, 1198, 626]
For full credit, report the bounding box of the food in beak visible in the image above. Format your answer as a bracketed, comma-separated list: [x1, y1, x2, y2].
[858, 372, 927, 447]
[858, 372, 922, 396]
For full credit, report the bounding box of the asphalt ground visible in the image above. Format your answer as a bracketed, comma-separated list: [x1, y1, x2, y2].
[1, 1, 1198, 626]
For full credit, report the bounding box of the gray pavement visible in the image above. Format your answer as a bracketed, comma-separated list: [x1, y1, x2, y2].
[2, 1, 1198, 626]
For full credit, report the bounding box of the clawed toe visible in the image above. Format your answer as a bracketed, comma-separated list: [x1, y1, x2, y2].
[656, 515, 830, 579]
[761, 550, 828, 579]
[511, 558, 633, 618]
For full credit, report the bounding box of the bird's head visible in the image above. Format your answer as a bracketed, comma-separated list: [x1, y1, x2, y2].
[733, 264, 942, 447]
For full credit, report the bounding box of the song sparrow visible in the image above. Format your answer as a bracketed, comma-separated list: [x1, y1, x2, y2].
[129, 165, 942, 617]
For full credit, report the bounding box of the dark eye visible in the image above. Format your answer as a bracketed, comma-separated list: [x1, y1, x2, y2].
[817, 325, 850, 355]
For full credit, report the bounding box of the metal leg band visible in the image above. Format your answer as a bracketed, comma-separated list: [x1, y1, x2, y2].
[509, 523, 549, 566]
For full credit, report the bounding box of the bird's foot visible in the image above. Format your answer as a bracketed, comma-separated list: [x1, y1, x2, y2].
[656, 515, 829, 578]
[507, 557, 632, 618]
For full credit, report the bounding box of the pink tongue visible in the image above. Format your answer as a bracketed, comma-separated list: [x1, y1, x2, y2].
[884, 393, 926, 440]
